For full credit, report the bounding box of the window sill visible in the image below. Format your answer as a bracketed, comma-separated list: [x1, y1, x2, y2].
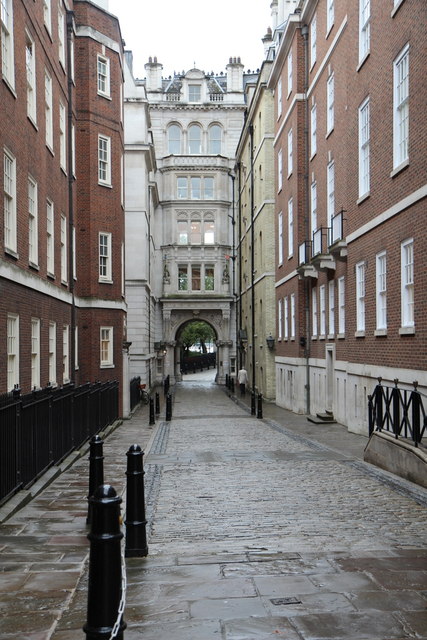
[287, 171, 293, 179]
[357, 192, 370, 205]
[337, 333, 345, 339]
[46, 143, 54, 157]
[101, 364, 115, 369]
[29, 261, 40, 271]
[47, 272, 55, 280]
[355, 331, 365, 338]
[356, 51, 370, 72]
[326, 24, 334, 38]
[311, 336, 317, 341]
[327, 334, 335, 340]
[399, 325, 415, 335]
[99, 278, 113, 284]
[310, 151, 317, 162]
[390, 159, 409, 178]
[391, 0, 406, 17]
[374, 329, 387, 337]
[27, 115, 38, 131]
[61, 280, 68, 287]
[325, 128, 334, 139]
[98, 92, 112, 101]
[2, 76, 17, 98]
[5, 247, 19, 260]
[319, 335, 326, 341]
[98, 182, 113, 189]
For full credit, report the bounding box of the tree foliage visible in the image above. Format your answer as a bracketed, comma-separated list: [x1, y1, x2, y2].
[180, 321, 215, 354]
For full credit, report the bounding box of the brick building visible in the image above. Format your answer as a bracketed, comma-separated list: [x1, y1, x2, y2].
[1, 1, 126, 411]
[268, 0, 426, 434]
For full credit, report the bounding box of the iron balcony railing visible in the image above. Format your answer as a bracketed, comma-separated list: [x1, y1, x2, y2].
[330, 209, 345, 245]
[368, 378, 426, 447]
[298, 240, 311, 266]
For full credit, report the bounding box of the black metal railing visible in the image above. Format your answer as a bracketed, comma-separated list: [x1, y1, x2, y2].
[0, 380, 119, 505]
[130, 376, 141, 411]
[368, 378, 426, 448]
[181, 353, 216, 374]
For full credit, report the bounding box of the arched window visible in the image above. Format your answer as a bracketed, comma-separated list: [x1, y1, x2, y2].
[188, 124, 202, 154]
[168, 124, 181, 154]
[208, 125, 222, 154]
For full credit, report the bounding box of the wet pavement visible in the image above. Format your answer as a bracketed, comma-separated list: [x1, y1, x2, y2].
[1, 375, 427, 639]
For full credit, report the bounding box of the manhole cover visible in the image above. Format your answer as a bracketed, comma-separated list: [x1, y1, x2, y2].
[270, 597, 302, 606]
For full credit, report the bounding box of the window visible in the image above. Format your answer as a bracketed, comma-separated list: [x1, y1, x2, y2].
[310, 103, 317, 157]
[28, 176, 38, 266]
[71, 124, 76, 175]
[277, 149, 283, 191]
[358, 97, 370, 197]
[188, 125, 202, 154]
[310, 13, 317, 68]
[177, 177, 188, 198]
[338, 277, 345, 334]
[98, 135, 111, 185]
[168, 124, 181, 154]
[178, 220, 188, 244]
[278, 299, 283, 339]
[204, 220, 215, 244]
[7, 314, 19, 391]
[31, 318, 40, 389]
[97, 55, 110, 97]
[376, 251, 387, 330]
[356, 261, 366, 332]
[49, 322, 56, 385]
[310, 180, 317, 234]
[290, 293, 296, 339]
[393, 44, 409, 169]
[1, 0, 15, 87]
[288, 198, 294, 257]
[43, 0, 51, 32]
[58, 4, 65, 66]
[312, 287, 318, 337]
[178, 266, 188, 290]
[26, 31, 36, 121]
[100, 327, 113, 367]
[59, 101, 66, 170]
[319, 284, 326, 335]
[191, 265, 201, 290]
[205, 265, 215, 290]
[61, 214, 67, 283]
[190, 220, 201, 244]
[188, 84, 201, 101]
[208, 125, 221, 154]
[401, 238, 414, 328]
[63, 324, 69, 383]
[204, 177, 214, 199]
[45, 70, 53, 149]
[284, 296, 289, 339]
[75, 325, 78, 370]
[190, 177, 201, 199]
[99, 232, 112, 281]
[327, 160, 335, 228]
[287, 50, 293, 96]
[287, 129, 293, 176]
[327, 0, 334, 33]
[327, 72, 334, 134]
[47, 200, 54, 275]
[278, 211, 283, 264]
[359, 0, 370, 62]
[277, 78, 282, 118]
[328, 280, 335, 335]
[4, 148, 17, 253]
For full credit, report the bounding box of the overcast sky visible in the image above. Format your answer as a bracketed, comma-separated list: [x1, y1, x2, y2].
[108, 0, 272, 79]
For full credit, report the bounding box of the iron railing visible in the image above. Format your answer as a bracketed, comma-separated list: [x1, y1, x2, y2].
[0, 380, 119, 505]
[368, 378, 426, 447]
[181, 353, 216, 374]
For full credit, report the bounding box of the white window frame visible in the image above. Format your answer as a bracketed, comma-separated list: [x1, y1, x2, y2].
[376, 251, 387, 330]
[327, 0, 334, 34]
[310, 180, 317, 235]
[4, 148, 17, 253]
[328, 280, 335, 335]
[1, 0, 15, 89]
[61, 214, 67, 283]
[28, 176, 38, 266]
[97, 54, 111, 98]
[319, 284, 326, 336]
[287, 50, 293, 97]
[208, 125, 222, 154]
[327, 72, 334, 134]
[277, 78, 282, 118]
[393, 43, 409, 170]
[310, 103, 317, 157]
[26, 30, 37, 122]
[177, 177, 188, 199]
[59, 101, 67, 171]
[71, 124, 76, 176]
[49, 321, 57, 386]
[99, 231, 112, 282]
[359, 0, 370, 62]
[31, 318, 41, 389]
[45, 69, 53, 149]
[288, 198, 294, 258]
[43, 0, 52, 33]
[338, 276, 345, 334]
[310, 12, 317, 68]
[168, 124, 181, 154]
[356, 261, 366, 332]
[188, 84, 201, 102]
[290, 293, 296, 339]
[284, 296, 289, 340]
[188, 124, 202, 154]
[327, 160, 335, 229]
[401, 238, 414, 329]
[287, 129, 293, 176]
[278, 298, 283, 340]
[278, 211, 283, 264]
[312, 287, 318, 337]
[58, 3, 65, 67]
[100, 327, 114, 367]
[47, 199, 54, 275]
[98, 135, 111, 186]
[277, 149, 283, 191]
[358, 97, 370, 198]
[7, 313, 19, 391]
[63, 324, 70, 383]
[75, 325, 79, 370]
[190, 176, 201, 199]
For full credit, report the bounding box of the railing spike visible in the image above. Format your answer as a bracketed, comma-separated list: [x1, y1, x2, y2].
[413, 380, 418, 389]
[394, 378, 399, 387]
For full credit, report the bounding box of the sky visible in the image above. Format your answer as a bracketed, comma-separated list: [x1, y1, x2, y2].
[107, 0, 272, 79]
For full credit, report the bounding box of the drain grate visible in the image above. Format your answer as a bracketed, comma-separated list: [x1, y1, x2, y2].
[270, 597, 302, 606]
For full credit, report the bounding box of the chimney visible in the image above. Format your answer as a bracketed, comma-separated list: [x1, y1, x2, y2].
[226, 57, 244, 94]
[144, 56, 163, 92]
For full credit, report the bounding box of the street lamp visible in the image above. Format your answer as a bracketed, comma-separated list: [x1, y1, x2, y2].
[266, 335, 275, 350]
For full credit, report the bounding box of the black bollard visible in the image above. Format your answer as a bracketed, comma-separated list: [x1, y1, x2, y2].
[230, 378, 235, 394]
[149, 396, 155, 425]
[257, 393, 263, 419]
[225, 374, 229, 389]
[251, 392, 256, 415]
[125, 445, 148, 557]
[87, 435, 104, 525]
[84, 484, 126, 640]
[165, 393, 172, 421]
[155, 391, 160, 415]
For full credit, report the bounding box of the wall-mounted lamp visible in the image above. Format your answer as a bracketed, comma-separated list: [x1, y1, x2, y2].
[266, 335, 275, 350]
[123, 341, 132, 354]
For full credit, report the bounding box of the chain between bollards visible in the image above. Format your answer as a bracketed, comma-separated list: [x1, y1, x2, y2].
[87, 435, 104, 525]
[155, 391, 160, 415]
[149, 396, 155, 425]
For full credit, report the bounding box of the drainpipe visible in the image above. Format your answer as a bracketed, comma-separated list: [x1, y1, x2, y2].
[146, 192, 152, 390]
[228, 170, 237, 372]
[249, 123, 256, 395]
[66, 11, 76, 382]
[301, 23, 311, 415]
[237, 161, 243, 370]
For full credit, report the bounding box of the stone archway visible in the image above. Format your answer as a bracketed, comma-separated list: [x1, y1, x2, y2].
[176, 319, 217, 381]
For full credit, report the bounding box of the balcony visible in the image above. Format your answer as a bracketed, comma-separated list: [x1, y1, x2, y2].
[311, 227, 336, 272]
[296, 211, 347, 279]
[297, 241, 318, 278]
[329, 210, 347, 259]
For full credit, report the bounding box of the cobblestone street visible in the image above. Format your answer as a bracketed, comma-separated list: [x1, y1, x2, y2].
[1, 376, 427, 639]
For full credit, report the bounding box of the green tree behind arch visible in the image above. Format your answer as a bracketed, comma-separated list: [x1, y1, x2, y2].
[180, 321, 215, 355]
